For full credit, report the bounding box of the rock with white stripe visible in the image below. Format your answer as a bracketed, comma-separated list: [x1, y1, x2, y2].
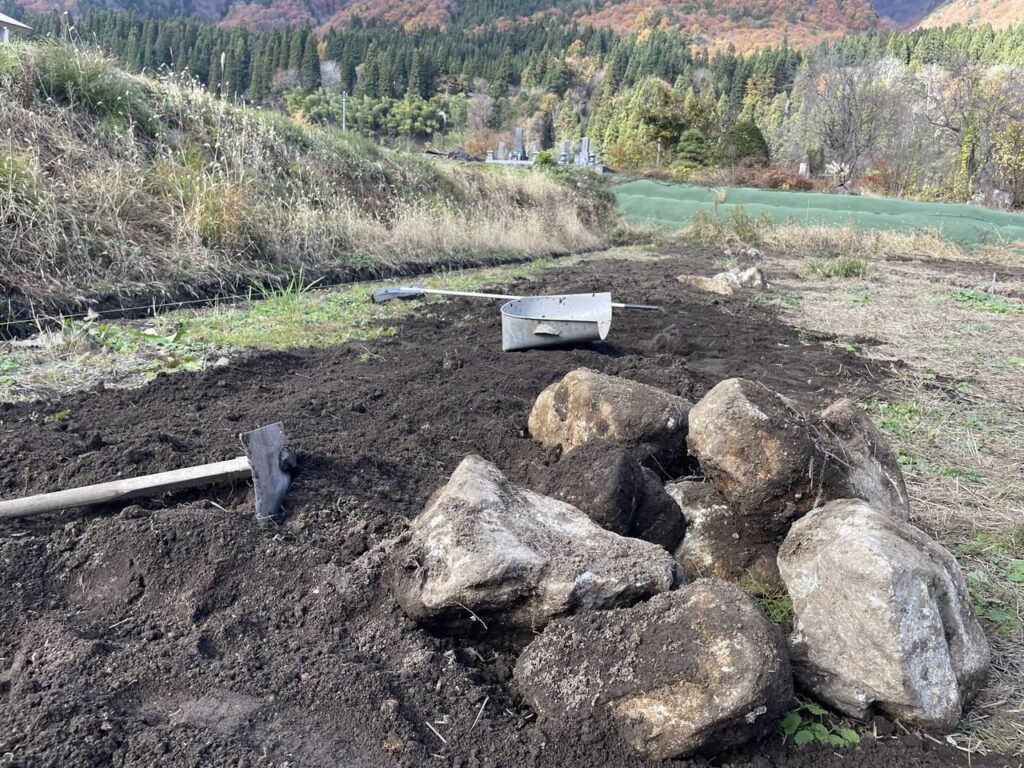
[667, 479, 781, 590]
[778, 499, 989, 731]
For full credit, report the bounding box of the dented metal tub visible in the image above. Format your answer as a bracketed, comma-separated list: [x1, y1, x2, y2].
[500, 293, 613, 352]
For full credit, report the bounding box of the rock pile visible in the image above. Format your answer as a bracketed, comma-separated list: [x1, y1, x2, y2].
[681, 378, 910, 589]
[391, 369, 990, 760]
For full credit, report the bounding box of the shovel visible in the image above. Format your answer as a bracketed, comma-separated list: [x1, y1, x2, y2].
[372, 286, 660, 352]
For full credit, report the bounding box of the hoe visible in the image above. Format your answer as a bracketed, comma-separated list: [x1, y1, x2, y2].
[0, 423, 294, 526]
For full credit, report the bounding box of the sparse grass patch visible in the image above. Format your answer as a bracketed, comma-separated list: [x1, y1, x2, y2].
[805, 256, 869, 278]
[952, 289, 1024, 315]
[757, 591, 794, 624]
[670, 207, 1023, 266]
[767, 250, 1024, 754]
[0, 251, 649, 401]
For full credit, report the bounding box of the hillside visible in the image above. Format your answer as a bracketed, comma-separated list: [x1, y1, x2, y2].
[0, 41, 613, 326]
[6, 0, 885, 50]
[918, 0, 1024, 30]
[328, 0, 883, 50]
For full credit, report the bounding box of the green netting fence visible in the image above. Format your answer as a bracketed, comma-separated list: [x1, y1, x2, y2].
[614, 180, 1024, 246]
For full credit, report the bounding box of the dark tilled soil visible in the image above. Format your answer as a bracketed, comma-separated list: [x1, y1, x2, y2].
[0, 247, 1005, 767]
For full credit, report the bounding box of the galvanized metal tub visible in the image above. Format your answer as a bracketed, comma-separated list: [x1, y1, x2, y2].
[500, 293, 613, 352]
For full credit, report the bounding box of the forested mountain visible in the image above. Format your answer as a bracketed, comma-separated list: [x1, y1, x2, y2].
[5, 0, 885, 51]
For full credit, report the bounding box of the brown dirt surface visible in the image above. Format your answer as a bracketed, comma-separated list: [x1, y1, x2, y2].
[0, 248, 1011, 767]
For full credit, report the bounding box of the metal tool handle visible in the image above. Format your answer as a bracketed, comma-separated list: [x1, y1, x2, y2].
[374, 285, 660, 310]
[612, 302, 661, 310]
[373, 286, 518, 303]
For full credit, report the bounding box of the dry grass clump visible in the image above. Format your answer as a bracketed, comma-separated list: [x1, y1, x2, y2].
[0, 41, 614, 322]
[674, 207, 1023, 266]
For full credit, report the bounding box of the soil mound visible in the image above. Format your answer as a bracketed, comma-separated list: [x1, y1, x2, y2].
[1, 250, 992, 767]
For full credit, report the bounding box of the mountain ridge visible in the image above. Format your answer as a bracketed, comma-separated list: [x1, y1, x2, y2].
[4, 0, 1021, 49]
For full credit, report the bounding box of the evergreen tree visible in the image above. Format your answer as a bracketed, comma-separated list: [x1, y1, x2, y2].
[554, 92, 580, 142]
[716, 120, 770, 165]
[300, 33, 321, 92]
[675, 128, 709, 167]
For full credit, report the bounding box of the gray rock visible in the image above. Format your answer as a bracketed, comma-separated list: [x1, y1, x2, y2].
[778, 499, 989, 731]
[818, 398, 910, 519]
[514, 580, 793, 759]
[714, 266, 768, 289]
[676, 273, 736, 296]
[683, 382, 913, 592]
[393, 455, 680, 633]
[667, 480, 781, 591]
[687, 382, 913, 523]
[529, 368, 691, 472]
[687, 378, 818, 529]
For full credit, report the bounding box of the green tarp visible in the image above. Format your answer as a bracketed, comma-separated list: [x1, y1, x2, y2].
[614, 180, 1024, 246]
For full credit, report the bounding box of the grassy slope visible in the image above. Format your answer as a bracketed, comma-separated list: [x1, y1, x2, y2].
[0, 41, 615, 332]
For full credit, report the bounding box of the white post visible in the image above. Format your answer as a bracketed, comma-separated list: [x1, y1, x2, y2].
[2, 27, 9, 45]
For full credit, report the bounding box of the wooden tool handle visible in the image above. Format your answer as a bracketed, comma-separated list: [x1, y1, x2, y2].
[0, 457, 252, 520]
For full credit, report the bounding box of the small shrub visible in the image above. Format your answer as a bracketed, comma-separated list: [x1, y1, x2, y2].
[32, 44, 157, 136]
[533, 149, 556, 168]
[952, 289, 1023, 314]
[776, 697, 862, 748]
[716, 120, 770, 166]
[806, 257, 869, 278]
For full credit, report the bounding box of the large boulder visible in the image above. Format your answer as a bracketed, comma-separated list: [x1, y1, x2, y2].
[393, 455, 681, 633]
[514, 580, 793, 760]
[778, 499, 989, 731]
[529, 368, 691, 472]
[687, 378, 818, 530]
[667, 480, 781, 591]
[688, 380, 912, 525]
[818, 398, 910, 519]
[537, 440, 686, 550]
